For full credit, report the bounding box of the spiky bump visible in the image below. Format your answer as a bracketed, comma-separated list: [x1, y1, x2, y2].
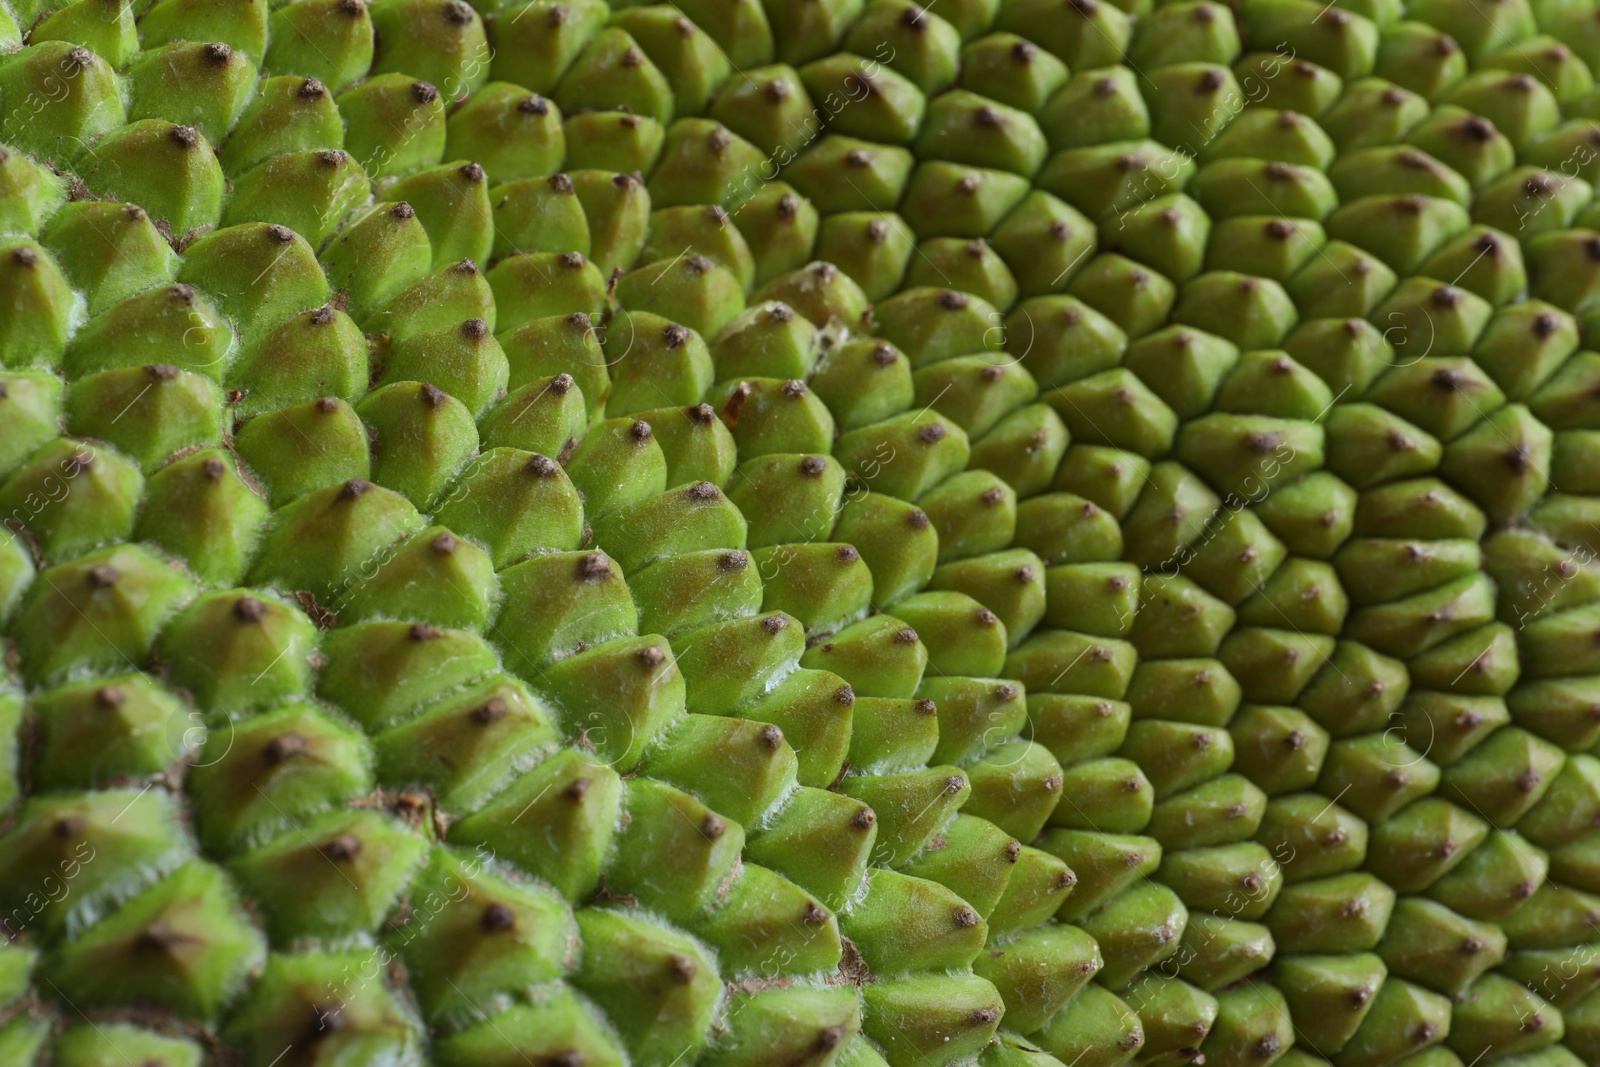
[9, 0, 1600, 1061]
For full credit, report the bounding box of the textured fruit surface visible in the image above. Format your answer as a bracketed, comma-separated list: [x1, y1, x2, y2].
[2, 0, 1600, 1064]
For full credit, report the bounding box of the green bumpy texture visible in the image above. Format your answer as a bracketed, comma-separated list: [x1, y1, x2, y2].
[2, 0, 1600, 1063]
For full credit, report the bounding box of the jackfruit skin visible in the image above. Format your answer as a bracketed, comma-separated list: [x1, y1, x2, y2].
[0, 0, 1599, 1064]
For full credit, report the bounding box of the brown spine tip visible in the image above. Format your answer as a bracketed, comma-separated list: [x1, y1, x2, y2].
[687, 402, 716, 425]
[850, 806, 876, 829]
[636, 645, 666, 668]
[420, 383, 449, 409]
[204, 42, 234, 64]
[549, 372, 575, 395]
[893, 627, 920, 645]
[517, 95, 550, 115]
[481, 903, 517, 932]
[836, 544, 860, 563]
[975, 608, 998, 626]
[471, 697, 509, 725]
[458, 161, 486, 183]
[970, 1007, 1000, 1025]
[265, 732, 308, 764]
[577, 553, 612, 581]
[443, 0, 474, 23]
[762, 614, 789, 635]
[317, 149, 347, 168]
[135, 923, 180, 954]
[322, 834, 362, 861]
[409, 623, 442, 641]
[781, 378, 808, 398]
[686, 481, 719, 501]
[629, 419, 653, 442]
[234, 596, 267, 623]
[1253, 1035, 1281, 1058]
[95, 685, 125, 708]
[668, 954, 697, 982]
[799, 455, 827, 477]
[564, 777, 591, 801]
[835, 685, 856, 707]
[719, 550, 748, 571]
[87, 564, 120, 589]
[873, 343, 898, 366]
[391, 201, 416, 220]
[662, 323, 690, 349]
[937, 290, 969, 310]
[524, 454, 563, 476]
[558, 251, 586, 270]
[907, 509, 930, 530]
[952, 906, 980, 928]
[914, 698, 937, 716]
[548, 173, 574, 194]
[169, 125, 200, 148]
[338, 478, 372, 502]
[700, 813, 726, 839]
[943, 774, 966, 795]
[918, 422, 948, 444]
[54, 816, 87, 838]
[145, 363, 180, 381]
